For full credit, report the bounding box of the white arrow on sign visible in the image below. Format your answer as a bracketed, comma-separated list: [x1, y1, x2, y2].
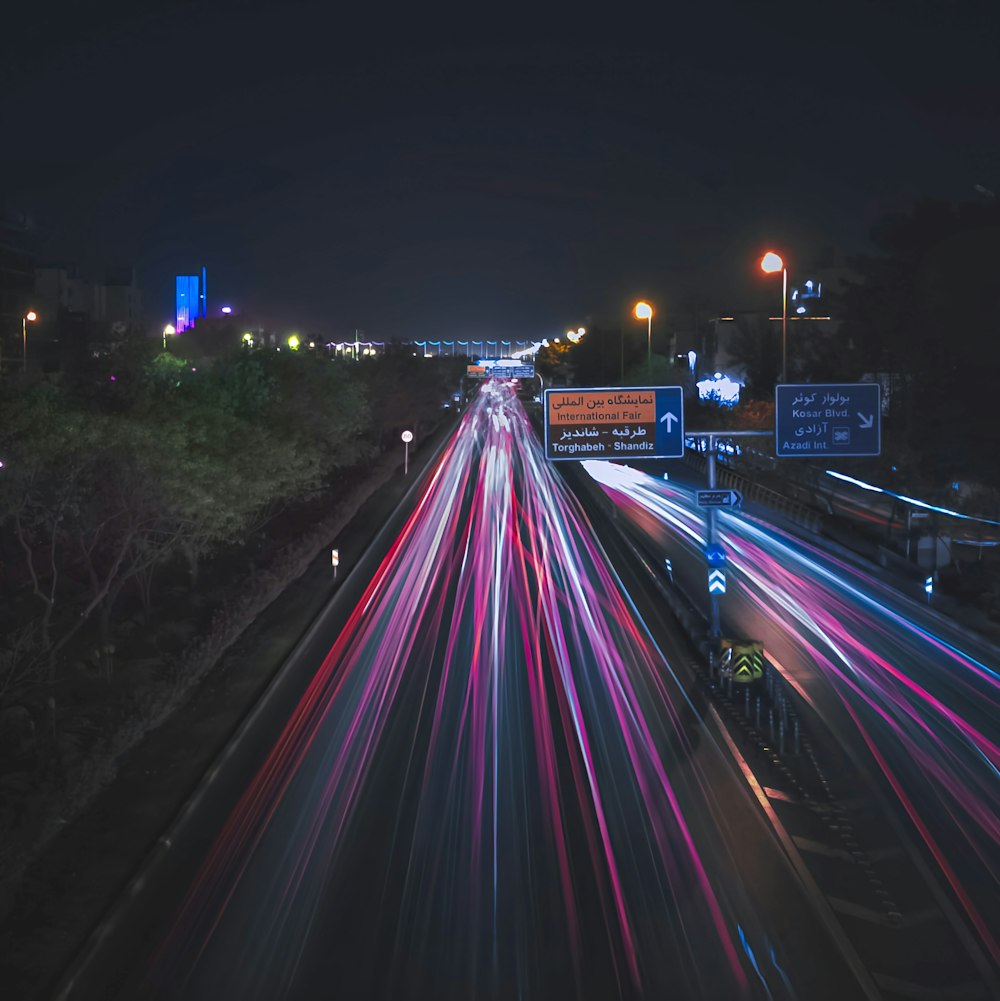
[708, 568, 726, 594]
[697, 489, 743, 508]
[659, 411, 678, 431]
[857, 412, 874, 429]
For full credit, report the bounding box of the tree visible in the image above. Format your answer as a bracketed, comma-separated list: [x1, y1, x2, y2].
[622, 353, 678, 386]
[836, 197, 1000, 486]
[564, 325, 643, 386]
[723, 317, 780, 397]
[354, 350, 464, 447]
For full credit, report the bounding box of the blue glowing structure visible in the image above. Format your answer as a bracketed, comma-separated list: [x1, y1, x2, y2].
[696, 372, 742, 406]
[175, 275, 199, 333]
[790, 278, 823, 318]
[175, 268, 208, 333]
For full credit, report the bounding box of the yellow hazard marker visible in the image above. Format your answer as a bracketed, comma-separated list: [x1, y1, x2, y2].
[720, 639, 765, 683]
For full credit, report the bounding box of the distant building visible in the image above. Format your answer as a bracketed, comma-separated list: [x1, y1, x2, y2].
[175, 266, 207, 333]
[36, 264, 96, 317]
[102, 266, 142, 332]
[0, 205, 36, 340]
[35, 263, 143, 333]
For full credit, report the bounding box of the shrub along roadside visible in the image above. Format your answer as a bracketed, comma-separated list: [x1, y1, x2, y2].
[0, 337, 465, 890]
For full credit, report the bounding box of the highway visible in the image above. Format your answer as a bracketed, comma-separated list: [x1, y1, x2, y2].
[584, 459, 1000, 993]
[58, 382, 878, 1000]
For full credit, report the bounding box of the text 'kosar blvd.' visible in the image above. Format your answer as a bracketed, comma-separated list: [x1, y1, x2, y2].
[544, 387, 684, 460]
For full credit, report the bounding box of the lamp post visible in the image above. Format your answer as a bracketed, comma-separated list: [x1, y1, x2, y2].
[162, 324, 176, 351]
[22, 311, 37, 372]
[760, 251, 787, 384]
[634, 301, 653, 368]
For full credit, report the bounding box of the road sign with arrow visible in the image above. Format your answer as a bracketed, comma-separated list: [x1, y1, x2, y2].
[708, 568, 726, 594]
[704, 543, 726, 567]
[697, 489, 743, 508]
[775, 383, 881, 458]
[721, 639, 764, 682]
[544, 386, 684, 460]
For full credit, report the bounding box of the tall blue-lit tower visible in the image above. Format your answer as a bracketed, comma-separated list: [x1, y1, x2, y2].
[175, 267, 207, 333]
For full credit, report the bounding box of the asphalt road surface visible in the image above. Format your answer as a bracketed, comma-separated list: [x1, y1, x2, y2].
[584, 458, 1000, 993]
[59, 384, 880, 1000]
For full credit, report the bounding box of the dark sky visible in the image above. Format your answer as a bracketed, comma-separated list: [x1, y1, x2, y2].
[2, 1, 999, 339]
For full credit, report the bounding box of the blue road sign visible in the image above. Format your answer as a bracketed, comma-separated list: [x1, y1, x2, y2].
[544, 386, 684, 461]
[491, 365, 535, 379]
[704, 543, 726, 567]
[775, 383, 881, 458]
[697, 489, 743, 508]
[708, 568, 727, 594]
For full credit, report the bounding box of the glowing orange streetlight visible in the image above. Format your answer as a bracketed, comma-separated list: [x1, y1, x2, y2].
[633, 300, 653, 367]
[760, 251, 788, 383]
[22, 310, 38, 373]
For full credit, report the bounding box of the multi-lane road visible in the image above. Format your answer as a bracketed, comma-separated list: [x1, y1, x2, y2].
[584, 458, 1000, 994]
[55, 383, 998, 999]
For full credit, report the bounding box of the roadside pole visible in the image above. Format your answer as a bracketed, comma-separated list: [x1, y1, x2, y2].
[706, 434, 721, 653]
[688, 429, 770, 674]
[401, 429, 413, 475]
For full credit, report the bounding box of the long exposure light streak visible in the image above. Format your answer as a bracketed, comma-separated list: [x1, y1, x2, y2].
[585, 459, 1000, 968]
[147, 385, 789, 999]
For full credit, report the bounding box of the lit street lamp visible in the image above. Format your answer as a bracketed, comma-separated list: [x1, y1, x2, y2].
[633, 300, 653, 368]
[22, 310, 38, 372]
[760, 251, 788, 384]
[162, 324, 176, 350]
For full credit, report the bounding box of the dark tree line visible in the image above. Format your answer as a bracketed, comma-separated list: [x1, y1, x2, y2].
[834, 197, 1000, 486]
[0, 337, 463, 773]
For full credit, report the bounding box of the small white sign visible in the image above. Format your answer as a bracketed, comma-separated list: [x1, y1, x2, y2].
[401, 430, 414, 443]
[331, 549, 339, 567]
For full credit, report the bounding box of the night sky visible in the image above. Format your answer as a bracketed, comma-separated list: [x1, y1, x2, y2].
[2, 1, 998, 339]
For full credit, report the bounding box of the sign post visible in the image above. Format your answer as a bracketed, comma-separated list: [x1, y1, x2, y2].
[543, 386, 684, 461]
[704, 435, 722, 654]
[331, 548, 339, 579]
[401, 429, 413, 474]
[685, 431, 770, 675]
[775, 383, 881, 458]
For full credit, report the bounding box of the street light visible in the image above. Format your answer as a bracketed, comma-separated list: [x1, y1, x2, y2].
[634, 300, 653, 368]
[22, 310, 38, 372]
[287, 334, 301, 350]
[760, 251, 788, 384]
[162, 324, 176, 350]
